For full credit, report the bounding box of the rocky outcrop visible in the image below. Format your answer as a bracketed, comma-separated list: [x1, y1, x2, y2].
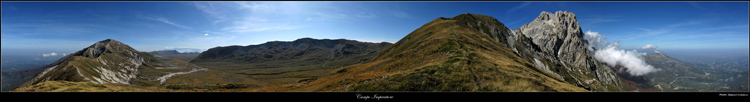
[510, 11, 622, 91]
[447, 11, 623, 91]
[21, 39, 161, 87]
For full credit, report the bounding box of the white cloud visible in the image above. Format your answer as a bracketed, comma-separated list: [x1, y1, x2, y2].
[86, 10, 119, 21]
[708, 25, 750, 30]
[581, 18, 618, 24]
[2, 23, 102, 36]
[641, 44, 657, 49]
[213, 2, 306, 33]
[667, 20, 702, 28]
[137, 16, 193, 29]
[350, 38, 395, 43]
[355, 12, 379, 19]
[192, 36, 237, 43]
[505, 2, 532, 15]
[7, 6, 18, 10]
[584, 30, 660, 76]
[42, 52, 58, 57]
[584, 30, 609, 51]
[625, 20, 706, 40]
[218, 2, 382, 33]
[389, 10, 412, 18]
[641, 44, 663, 54]
[192, 2, 229, 26]
[204, 33, 209, 36]
[222, 25, 299, 33]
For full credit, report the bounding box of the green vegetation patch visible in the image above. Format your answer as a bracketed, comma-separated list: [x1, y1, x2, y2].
[351, 64, 476, 91]
[164, 83, 254, 90]
[435, 40, 460, 53]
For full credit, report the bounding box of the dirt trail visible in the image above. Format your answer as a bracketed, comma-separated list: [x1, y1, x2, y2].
[156, 68, 207, 84]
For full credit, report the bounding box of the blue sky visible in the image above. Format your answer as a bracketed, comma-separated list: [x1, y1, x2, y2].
[1, 1, 748, 56]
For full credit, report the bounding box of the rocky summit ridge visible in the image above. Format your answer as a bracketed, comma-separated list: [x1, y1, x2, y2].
[511, 11, 622, 91]
[21, 39, 161, 87]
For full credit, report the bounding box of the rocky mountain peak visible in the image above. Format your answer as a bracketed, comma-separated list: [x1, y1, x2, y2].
[450, 13, 503, 26]
[101, 38, 115, 42]
[75, 39, 138, 58]
[441, 13, 511, 47]
[508, 11, 622, 91]
[21, 39, 160, 87]
[522, 11, 581, 38]
[536, 11, 577, 22]
[294, 37, 316, 42]
[517, 11, 585, 56]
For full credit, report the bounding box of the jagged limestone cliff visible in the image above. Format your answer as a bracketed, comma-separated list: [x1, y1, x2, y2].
[430, 11, 623, 91]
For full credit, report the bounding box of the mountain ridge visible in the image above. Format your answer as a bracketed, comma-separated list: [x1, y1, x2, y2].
[20, 39, 163, 87]
[185, 37, 392, 86]
[13, 11, 630, 92]
[190, 37, 391, 63]
[265, 12, 605, 91]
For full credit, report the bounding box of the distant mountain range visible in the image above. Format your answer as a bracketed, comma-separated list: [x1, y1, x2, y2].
[153, 48, 206, 53]
[183, 38, 391, 86]
[150, 50, 200, 55]
[191, 37, 391, 64]
[642, 53, 748, 92]
[1, 67, 46, 91]
[7, 11, 747, 92]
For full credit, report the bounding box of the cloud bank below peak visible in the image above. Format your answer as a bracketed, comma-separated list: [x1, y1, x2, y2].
[584, 30, 660, 76]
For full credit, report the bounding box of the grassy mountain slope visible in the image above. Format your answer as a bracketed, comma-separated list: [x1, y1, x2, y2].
[15, 39, 190, 90]
[257, 14, 588, 92]
[11, 81, 170, 92]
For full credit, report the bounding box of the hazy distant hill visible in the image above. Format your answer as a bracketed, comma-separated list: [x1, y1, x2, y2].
[643, 53, 748, 92]
[1, 55, 61, 91]
[154, 48, 206, 53]
[186, 38, 392, 86]
[698, 55, 748, 72]
[1, 67, 45, 91]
